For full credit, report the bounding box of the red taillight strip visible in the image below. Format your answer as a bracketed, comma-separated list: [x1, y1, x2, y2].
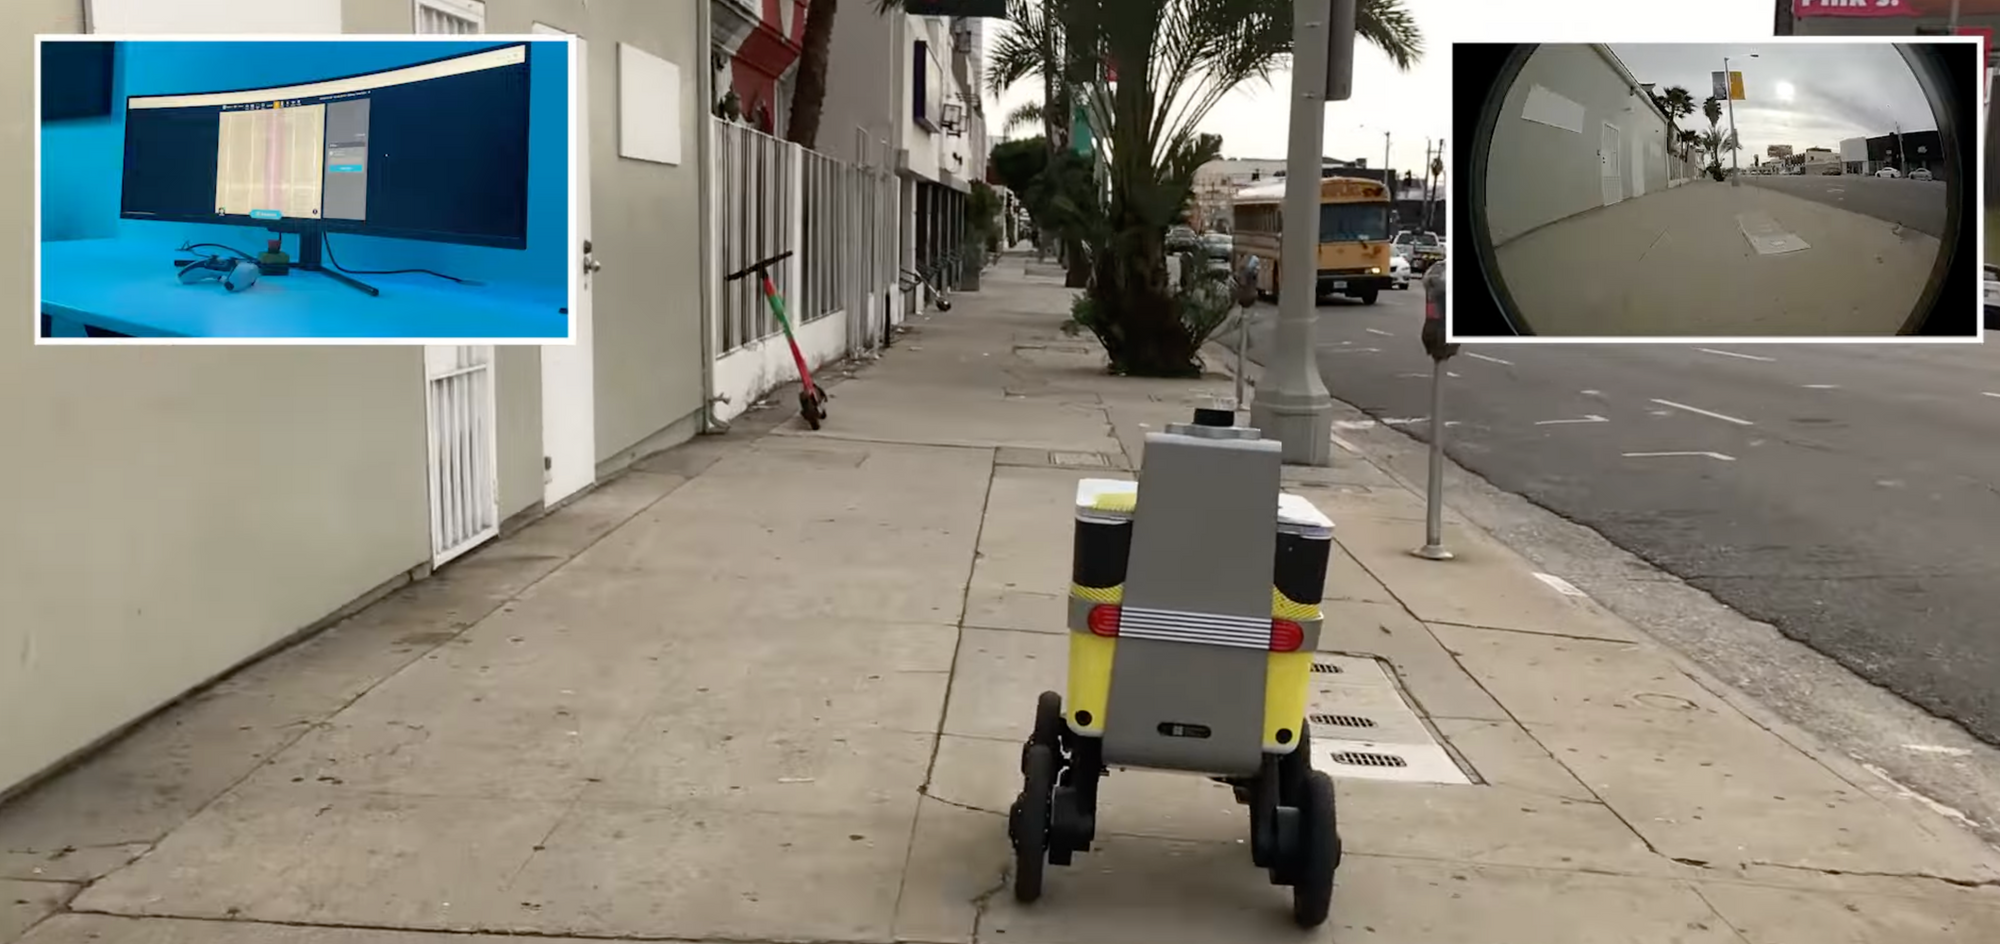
[1091, 604, 1308, 652]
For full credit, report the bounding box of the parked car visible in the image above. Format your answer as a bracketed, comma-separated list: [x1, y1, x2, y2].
[1876, 167, 1901, 179]
[1166, 225, 1201, 254]
[1819, 164, 1843, 175]
[1986, 264, 2000, 329]
[1389, 252, 1411, 289]
[1391, 230, 1444, 272]
[1911, 167, 1934, 182]
[1200, 232, 1233, 279]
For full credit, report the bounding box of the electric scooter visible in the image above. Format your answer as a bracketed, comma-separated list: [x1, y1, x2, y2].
[724, 250, 828, 430]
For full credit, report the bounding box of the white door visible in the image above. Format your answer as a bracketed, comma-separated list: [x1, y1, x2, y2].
[535, 23, 597, 507]
[1600, 122, 1624, 206]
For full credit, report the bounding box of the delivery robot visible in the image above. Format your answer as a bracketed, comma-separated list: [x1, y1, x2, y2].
[1006, 406, 1342, 927]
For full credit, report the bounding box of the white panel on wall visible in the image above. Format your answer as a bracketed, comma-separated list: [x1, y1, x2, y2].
[618, 42, 682, 166]
[87, 0, 341, 32]
[1520, 85, 1585, 135]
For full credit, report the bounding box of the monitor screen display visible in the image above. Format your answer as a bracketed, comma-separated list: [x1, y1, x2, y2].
[120, 43, 533, 249]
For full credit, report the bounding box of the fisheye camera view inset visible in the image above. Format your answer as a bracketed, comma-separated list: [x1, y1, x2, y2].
[1478, 42, 1952, 337]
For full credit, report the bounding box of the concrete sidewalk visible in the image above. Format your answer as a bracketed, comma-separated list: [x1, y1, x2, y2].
[5, 257, 2000, 944]
[1496, 180, 1940, 337]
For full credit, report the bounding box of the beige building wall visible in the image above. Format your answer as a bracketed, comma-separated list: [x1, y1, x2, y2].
[2, 0, 710, 797]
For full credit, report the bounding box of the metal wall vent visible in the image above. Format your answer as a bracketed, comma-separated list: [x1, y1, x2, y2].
[1310, 662, 1344, 674]
[1310, 713, 1376, 728]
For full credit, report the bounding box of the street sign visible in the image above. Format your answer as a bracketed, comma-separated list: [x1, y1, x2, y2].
[1791, 0, 1914, 17]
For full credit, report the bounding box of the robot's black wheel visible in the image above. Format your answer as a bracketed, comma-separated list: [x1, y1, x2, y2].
[1267, 726, 1314, 886]
[1013, 743, 1057, 903]
[798, 390, 824, 430]
[1291, 770, 1340, 928]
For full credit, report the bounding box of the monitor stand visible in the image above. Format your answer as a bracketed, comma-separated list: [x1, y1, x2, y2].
[286, 225, 379, 297]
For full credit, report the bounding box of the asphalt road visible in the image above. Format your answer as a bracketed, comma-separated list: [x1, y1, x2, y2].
[1235, 290, 2000, 744]
[1742, 173, 1949, 237]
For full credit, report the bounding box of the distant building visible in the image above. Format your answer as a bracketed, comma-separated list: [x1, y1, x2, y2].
[1767, 143, 1794, 159]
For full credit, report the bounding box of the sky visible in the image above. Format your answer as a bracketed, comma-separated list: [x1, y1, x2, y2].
[977, 0, 1777, 179]
[1608, 43, 1939, 162]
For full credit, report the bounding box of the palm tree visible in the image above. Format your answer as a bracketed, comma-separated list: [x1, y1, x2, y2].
[1081, 0, 1421, 375]
[1675, 128, 1701, 163]
[785, 0, 840, 148]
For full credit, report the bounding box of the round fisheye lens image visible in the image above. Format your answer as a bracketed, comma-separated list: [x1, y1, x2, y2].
[1473, 42, 1956, 337]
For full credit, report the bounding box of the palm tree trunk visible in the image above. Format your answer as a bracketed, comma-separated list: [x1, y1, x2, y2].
[785, 0, 839, 148]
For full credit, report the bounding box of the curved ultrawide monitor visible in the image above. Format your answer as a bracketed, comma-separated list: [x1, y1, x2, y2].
[120, 42, 532, 250]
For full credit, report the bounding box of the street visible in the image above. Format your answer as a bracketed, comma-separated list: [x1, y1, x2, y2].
[1743, 172, 1949, 237]
[1237, 290, 2000, 744]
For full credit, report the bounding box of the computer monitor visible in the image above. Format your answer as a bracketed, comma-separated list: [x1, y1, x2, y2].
[120, 42, 533, 251]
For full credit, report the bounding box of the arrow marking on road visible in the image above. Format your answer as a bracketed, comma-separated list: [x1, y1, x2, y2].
[1366, 328, 1394, 337]
[1466, 352, 1514, 366]
[1699, 348, 1776, 362]
[1533, 573, 1588, 598]
[1535, 415, 1609, 425]
[1651, 398, 1754, 426]
[1623, 451, 1737, 461]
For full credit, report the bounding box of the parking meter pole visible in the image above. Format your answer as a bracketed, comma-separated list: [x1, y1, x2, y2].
[1413, 359, 1453, 561]
[1234, 307, 1249, 411]
[1248, 0, 1348, 466]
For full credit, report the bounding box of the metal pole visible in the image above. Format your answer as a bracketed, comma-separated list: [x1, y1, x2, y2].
[1247, 0, 1338, 465]
[1725, 56, 1741, 187]
[1412, 358, 1452, 560]
[1382, 130, 1391, 194]
[1234, 306, 1249, 411]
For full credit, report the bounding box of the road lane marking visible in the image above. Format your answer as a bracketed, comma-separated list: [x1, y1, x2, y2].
[1902, 744, 1973, 757]
[1533, 573, 1588, 598]
[1651, 398, 1754, 426]
[1397, 372, 1430, 378]
[1983, 392, 2000, 399]
[1324, 347, 1382, 354]
[1447, 371, 1461, 378]
[1332, 419, 1377, 430]
[1803, 384, 1839, 390]
[1581, 389, 1603, 396]
[1466, 352, 1513, 366]
[1380, 417, 1427, 425]
[1624, 451, 1736, 461]
[1699, 348, 1776, 362]
[1366, 328, 1394, 337]
[1534, 415, 1609, 425]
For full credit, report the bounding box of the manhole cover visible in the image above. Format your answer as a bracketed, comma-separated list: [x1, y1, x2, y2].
[1050, 451, 1111, 468]
[1309, 713, 1377, 728]
[1310, 662, 1344, 674]
[1329, 751, 1409, 769]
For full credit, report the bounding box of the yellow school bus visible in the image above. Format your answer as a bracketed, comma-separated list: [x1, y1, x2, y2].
[1231, 175, 1393, 305]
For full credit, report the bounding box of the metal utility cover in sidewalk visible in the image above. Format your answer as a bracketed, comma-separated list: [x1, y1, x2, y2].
[1307, 654, 1472, 785]
[1737, 211, 1812, 255]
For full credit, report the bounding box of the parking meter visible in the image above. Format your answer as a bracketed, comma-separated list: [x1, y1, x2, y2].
[1421, 259, 1458, 361]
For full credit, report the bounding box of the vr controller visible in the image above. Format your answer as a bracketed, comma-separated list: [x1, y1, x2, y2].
[176, 255, 260, 293]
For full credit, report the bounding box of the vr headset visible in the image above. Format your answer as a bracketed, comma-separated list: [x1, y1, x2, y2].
[176, 255, 260, 293]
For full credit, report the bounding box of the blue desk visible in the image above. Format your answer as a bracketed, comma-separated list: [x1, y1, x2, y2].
[41, 238, 568, 340]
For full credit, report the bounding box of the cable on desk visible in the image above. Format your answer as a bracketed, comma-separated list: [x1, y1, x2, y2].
[176, 241, 258, 261]
[320, 231, 482, 285]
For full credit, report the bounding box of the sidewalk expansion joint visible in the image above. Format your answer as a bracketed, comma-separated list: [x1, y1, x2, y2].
[1743, 860, 2000, 890]
[58, 908, 929, 944]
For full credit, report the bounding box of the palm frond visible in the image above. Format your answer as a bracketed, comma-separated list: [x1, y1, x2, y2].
[1002, 101, 1048, 135]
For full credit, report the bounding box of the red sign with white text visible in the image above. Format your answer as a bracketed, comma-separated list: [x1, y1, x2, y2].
[1793, 0, 1915, 16]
